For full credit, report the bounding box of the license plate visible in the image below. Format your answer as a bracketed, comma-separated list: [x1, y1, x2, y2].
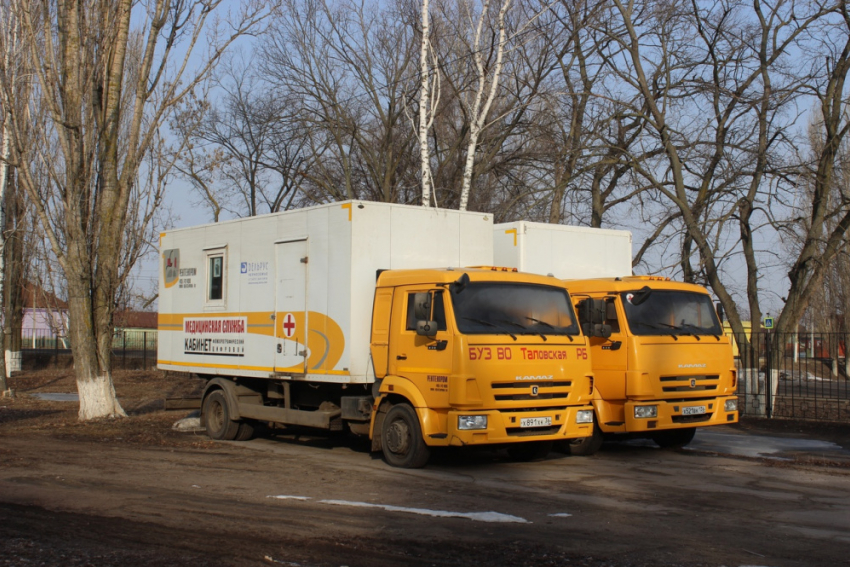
[520, 417, 552, 428]
[682, 405, 706, 416]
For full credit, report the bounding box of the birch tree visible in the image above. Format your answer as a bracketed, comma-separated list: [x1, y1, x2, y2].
[0, 0, 269, 420]
[457, 0, 512, 210]
[417, 0, 439, 206]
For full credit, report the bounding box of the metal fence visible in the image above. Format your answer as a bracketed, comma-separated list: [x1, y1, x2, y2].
[16, 328, 850, 423]
[21, 329, 158, 371]
[734, 331, 850, 422]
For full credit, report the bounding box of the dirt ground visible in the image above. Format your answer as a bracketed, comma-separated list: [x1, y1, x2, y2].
[1, 370, 849, 566]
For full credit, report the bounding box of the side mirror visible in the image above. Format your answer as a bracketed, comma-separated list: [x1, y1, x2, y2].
[579, 298, 607, 325]
[577, 298, 611, 338]
[413, 293, 431, 321]
[715, 302, 725, 324]
[416, 320, 439, 337]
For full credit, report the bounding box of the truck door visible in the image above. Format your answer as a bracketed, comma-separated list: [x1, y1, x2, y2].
[591, 298, 628, 402]
[389, 288, 453, 408]
[275, 239, 308, 374]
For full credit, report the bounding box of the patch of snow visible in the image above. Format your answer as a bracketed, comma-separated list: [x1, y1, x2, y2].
[264, 555, 302, 566]
[268, 495, 312, 501]
[31, 392, 78, 402]
[172, 417, 204, 432]
[318, 499, 528, 524]
[548, 513, 572, 517]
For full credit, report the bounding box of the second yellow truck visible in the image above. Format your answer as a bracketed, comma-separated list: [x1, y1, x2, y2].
[494, 221, 738, 454]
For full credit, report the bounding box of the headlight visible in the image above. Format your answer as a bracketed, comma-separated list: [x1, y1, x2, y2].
[634, 405, 657, 419]
[576, 410, 594, 424]
[725, 399, 738, 412]
[458, 415, 488, 430]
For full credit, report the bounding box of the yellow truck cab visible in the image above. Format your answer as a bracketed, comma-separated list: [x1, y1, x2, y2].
[566, 276, 738, 454]
[158, 202, 594, 468]
[370, 267, 595, 467]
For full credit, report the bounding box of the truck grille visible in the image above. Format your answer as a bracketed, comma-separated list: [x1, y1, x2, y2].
[492, 381, 572, 403]
[660, 374, 719, 393]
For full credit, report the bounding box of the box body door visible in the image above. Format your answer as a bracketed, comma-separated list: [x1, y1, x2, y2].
[275, 239, 308, 373]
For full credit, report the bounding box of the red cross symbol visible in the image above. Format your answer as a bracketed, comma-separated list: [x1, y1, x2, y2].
[282, 313, 296, 338]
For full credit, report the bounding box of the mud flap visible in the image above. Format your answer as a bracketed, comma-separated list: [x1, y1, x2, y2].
[371, 400, 391, 452]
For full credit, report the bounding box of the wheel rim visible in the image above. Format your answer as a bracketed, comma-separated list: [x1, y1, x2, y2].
[208, 399, 224, 434]
[385, 418, 411, 456]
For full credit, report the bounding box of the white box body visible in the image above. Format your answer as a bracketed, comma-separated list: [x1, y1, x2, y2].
[494, 221, 632, 279]
[158, 201, 493, 383]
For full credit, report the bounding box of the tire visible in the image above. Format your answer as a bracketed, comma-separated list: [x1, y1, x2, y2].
[381, 403, 430, 468]
[234, 420, 256, 441]
[507, 440, 553, 462]
[569, 424, 604, 456]
[203, 390, 240, 441]
[652, 427, 696, 449]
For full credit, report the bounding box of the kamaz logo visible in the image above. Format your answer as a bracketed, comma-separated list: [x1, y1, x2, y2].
[531, 385, 539, 397]
[690, 379, 697, 388]
[678, 363, 707, 368]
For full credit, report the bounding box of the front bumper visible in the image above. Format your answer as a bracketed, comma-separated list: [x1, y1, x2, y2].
[624, 396, 738, 432]
[419, 405, 595, 446]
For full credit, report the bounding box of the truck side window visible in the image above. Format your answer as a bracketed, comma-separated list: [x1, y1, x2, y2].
[207, 252, 225, 303]
[432, 292, 447, 331]
[405, 291, 447, 331]
[605, 299, 620, 333]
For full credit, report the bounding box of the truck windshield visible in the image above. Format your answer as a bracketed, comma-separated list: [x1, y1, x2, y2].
[621, 290, 722, 336]
[451, 283, 579, 336]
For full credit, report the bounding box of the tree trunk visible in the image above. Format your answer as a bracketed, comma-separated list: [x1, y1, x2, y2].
[419, 0, 433, 207]
[65, 262, 125, 419]
[0, 110, 10, 392]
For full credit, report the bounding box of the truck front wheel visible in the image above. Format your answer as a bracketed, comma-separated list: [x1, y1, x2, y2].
[568, 424, 604, 456]
[203, 390, 240, 441]
[652, 427, 696, 449]
[381, 403, 430, 468]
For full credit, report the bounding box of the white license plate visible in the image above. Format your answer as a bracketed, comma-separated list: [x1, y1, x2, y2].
[520, 417, 552, 428]
[682, 406, 706, 416]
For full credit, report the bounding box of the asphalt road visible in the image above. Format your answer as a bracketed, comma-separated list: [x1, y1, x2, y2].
[1, 425, 849, 567]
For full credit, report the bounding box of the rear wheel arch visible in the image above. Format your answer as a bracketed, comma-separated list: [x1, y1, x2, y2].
[201, 378, 243, 421]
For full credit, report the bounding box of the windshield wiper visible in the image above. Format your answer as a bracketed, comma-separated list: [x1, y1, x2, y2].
[526, 317, 554, 329]
[462, 317, 517, 341]
[653, 323, 681, 341]
[498, 318, 548, 341]
[678, 323, 703, 340]
[522, 317, 553, 341]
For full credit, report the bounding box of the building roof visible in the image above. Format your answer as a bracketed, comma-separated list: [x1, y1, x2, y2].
[22, 282, 68, 310]
[114, 311, 157, 329]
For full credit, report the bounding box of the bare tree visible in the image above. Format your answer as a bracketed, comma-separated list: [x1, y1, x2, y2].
[263, 0, 418, 205]
[601, 0, 838, 344]
[0, 0, 270, 420]
[776, 2, 850, 337]
[416, 0, 440, 206]
[455, 0, 513, 210]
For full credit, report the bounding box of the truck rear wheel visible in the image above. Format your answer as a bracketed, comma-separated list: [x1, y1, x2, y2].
[652, 427, 696, 449]
[203, 390, 240, 441]
[569, 424, 604, 456]
[381, 403, 430, 468]
[234, 420, 257, 441]
[507, 440, 552, 462]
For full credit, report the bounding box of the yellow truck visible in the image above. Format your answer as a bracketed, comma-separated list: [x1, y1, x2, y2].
[158, 202, 596, 467]
[494, 221, 738, 454]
